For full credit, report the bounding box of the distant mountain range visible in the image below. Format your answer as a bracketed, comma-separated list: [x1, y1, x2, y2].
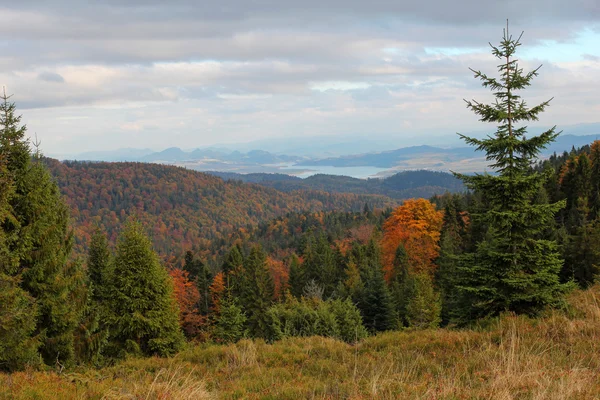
[59, 132, 600, 178]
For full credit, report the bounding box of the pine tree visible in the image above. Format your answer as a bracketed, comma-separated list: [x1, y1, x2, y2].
[0, 89, 29, 175]
[242, 245, 274, 338]
[196, 259, 214, 316]
[405, 273, 441, 329]
[389, 244, 411, 327]
[589, 141, 600, 219]
[287, 253, 304, 298]
[183, 250, 205, 280]
[87, 229, 112, 305]
[212, 290, 246, 344]
[455, 24, 570, 321]
[361, 260, 395, 332]
[108, 220, 184, 357]
[357, 241, 394, 332]
[0, 159, 40, 371]
[222, 245, 244, 289]
[0, 91, 86, 367]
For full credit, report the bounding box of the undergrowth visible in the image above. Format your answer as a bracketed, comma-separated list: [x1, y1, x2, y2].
[3, 286, 600, 399]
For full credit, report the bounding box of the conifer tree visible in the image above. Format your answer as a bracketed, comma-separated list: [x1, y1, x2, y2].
[361, 259, 395, 332]
[389, 245, 411, 327]
[0, 91, 85, 366]
[212, 290, 246, 343]
[0, 158, 40, 371]
[108, 220, 184, 357]
[222, 245, 244, 290]
[183, 250, 205, 280]
[196, 260, 214, 316]
[242, 245, 275, 338]
[287, 253, 304, 298]
[405, 273, 441, 329]
[589, 141, 600, 219]
[356, 241, 394, 332]
[455, 24, 570, 321]
[87, 229, 112, 305]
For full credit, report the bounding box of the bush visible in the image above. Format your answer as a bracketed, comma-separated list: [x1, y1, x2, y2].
[266, 296, 367, 343]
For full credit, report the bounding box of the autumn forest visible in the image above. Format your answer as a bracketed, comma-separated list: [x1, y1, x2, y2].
[3, 27, 600, 399]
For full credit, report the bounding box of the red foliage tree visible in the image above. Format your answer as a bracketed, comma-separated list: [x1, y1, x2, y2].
[169, 268, 206, 339]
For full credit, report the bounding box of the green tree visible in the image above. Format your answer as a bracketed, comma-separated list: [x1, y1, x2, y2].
[241, 245, 274, 338]
[287, 253, 304, 298]
[87, 229, 113, 305]
[405, 273, 441, 329]
[0, 91, 85, 367]
[359, 242, 394, 332]
[455, 25, 570, 322]
[75, 229, 112, 365]
[221, 245, 244, 289]
[212, 291, 246, 343]
[108, 220, 184, 357]
[0, 160, 40, 371]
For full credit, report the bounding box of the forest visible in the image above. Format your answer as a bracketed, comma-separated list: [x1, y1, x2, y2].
[2, 28, 600, 399]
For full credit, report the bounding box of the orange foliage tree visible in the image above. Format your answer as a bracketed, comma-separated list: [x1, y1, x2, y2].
[267, 257, 289, 300]
[209, 272, 226, 315]
[169, 268, 205, 339]
[381, 198, 444, 281]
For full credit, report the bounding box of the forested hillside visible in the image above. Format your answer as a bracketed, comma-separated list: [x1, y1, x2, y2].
[44, 159, 397, 259]
[210, 170, 464, 199]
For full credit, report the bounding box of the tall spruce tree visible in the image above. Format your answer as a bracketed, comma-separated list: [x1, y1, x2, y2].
[1, 91, 85, 367]
[87, 229, 112, 305]
[455, 24, 570, 321]
[241, 245, 274, 338]
[0, 156, 40, 371]
[108, 220, 184, 357]
[287, 253, 304, 298]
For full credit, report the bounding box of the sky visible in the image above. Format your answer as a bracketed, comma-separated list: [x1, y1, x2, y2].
[1, 1, 599, 156]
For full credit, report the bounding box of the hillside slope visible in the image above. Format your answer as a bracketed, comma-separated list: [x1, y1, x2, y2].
[45, 160, 396, 258]
[3, 286, 599, 399]
[209, 170, 464, 199]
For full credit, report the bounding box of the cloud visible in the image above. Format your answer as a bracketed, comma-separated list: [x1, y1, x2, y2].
[0, 1, 598, 155]
[37, 72, 65, 83]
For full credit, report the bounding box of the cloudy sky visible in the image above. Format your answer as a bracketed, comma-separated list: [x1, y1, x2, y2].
[2, 1, 599, 156]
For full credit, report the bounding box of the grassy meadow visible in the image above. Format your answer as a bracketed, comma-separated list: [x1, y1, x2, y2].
[2, 286, 600, 400]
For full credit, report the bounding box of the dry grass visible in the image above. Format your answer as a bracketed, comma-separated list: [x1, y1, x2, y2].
[3, 286, 600, 399]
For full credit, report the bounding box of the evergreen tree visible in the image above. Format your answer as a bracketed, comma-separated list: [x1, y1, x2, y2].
[221, 245, 244, 289]
[0, 89, 29, 175]
[405, 273, 441, 329]
[196, 259, 214, 316]
[183, 250, 205, 280]
[242, 245, 275, 338]
[76, 229, 112, 365]
[589, 141, 600, 219]
[0, 160, 40, 371]
[361, 261, 395, 332]
[563, 204, 600, 287]
[389, 245, 411, 327]
[358, 241, 394, 332]
[108, 221, 184, 357]
[87, 229, 112, 305]
[287, 253, 304, 298]
[0, 92, 86, 367]
[212, 291, 246, 343]
[455, 25, 570, 322]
